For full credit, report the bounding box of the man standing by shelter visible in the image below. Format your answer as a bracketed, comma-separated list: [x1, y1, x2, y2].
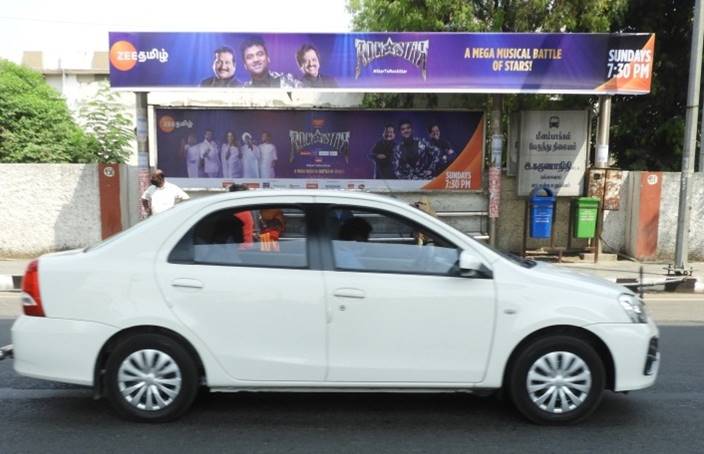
[141, 169, 190, 216]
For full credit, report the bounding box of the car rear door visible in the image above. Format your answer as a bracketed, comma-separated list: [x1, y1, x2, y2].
[156, 198, 327, 382]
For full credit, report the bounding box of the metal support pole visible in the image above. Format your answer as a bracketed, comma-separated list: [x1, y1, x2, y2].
[595, 96, 612, 169]
[488, 95, 503, 247]
[135, 92, 151, 220]
[136, 93, 149, 162]
[675, 0, 704, 270]
[700, 74, 704, 172]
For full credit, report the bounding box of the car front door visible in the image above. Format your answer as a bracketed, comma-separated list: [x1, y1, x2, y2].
[157, 199, 327, 382]
[319, 201, 496, 383]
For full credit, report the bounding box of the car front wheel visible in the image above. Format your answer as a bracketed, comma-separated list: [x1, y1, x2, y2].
[104, 333, 199, 422]
[508, 335, 605, 425]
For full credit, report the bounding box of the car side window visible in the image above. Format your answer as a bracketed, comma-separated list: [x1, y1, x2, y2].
[328, 207, 460, 275]
[169, 205, 307, 268]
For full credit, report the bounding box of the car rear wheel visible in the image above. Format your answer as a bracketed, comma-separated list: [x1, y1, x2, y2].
[104, 334, 199, 422]
[508, 335, 605, 425]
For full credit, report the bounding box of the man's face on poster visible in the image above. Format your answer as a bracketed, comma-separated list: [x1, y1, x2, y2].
[300, 49, 320, 78]
[213, 52, 235, 80]
[400, 123, 413, 139]
[383, 127, 395, 141]
[243, 45, 269, 76]
[430, 125, 441, 140]
[204, 130, 213, 141]
[261, 132, 271, 143]
[226, 132, 235, 143]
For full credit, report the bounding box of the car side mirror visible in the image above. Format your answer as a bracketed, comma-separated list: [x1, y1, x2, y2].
[457, 251, 491, 278]
[459, 251, 482, 271]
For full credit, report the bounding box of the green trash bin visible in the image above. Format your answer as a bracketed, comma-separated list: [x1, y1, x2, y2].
[574, 197, 600, 238]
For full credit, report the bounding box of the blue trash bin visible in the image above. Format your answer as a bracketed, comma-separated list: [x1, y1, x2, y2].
[529, 187, 556, 239]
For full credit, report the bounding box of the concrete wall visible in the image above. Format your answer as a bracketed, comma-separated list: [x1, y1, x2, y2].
[0, 164, 101, 257]
[2, 164, 702, 261]
[657, 172, 704, 260]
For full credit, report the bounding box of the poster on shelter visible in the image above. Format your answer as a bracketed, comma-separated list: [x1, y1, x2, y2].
[110, 32, 654, 94]
[155, 109, 484, 191]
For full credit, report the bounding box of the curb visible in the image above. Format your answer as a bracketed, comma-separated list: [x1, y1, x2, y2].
[0, 275, 22, 292]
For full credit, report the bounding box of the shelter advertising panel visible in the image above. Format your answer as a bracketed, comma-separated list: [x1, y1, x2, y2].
[155, 109, 484, 191]
[110, 32, 654, 94]
[517, 110, 590, 197]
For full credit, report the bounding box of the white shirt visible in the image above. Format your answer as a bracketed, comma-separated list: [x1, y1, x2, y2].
[185, 144, 201, 178]
[200, 140, 220, 176]
[241, 143, 261, 178]
[258, 142, 278, 178]
[141, 181, 190, 215]
[221, 143, 242, 178]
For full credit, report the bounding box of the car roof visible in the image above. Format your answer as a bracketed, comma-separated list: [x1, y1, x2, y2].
[190, 189, 412, 209]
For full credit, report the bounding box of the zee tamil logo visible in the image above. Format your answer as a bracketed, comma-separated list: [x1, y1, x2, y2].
[158, 116, 193, 133]
[158, 116, 176, 133]
[110, 40, 169, 72]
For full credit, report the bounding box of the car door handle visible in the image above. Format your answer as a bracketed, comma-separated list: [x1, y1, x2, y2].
[333, 288, 366, 299]
[171, 278, 204, 289]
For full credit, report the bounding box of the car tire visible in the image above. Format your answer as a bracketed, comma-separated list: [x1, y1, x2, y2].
[508, 335, 605, 425]
[104, 333, 199, 422]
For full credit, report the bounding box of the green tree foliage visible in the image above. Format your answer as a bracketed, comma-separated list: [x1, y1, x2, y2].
[0, 59, 92, 163]
[609, 0, 699, 170]
[348, 0, 626, 33]
[77, 82, 134, 163]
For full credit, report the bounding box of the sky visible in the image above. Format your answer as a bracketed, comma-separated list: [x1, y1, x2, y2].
[0, 0, 352, 65]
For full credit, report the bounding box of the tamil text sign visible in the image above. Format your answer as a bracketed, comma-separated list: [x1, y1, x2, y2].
[517, 110, 590, 197]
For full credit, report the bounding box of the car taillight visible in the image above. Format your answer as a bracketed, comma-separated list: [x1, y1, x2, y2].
[21, 259, 45, 317]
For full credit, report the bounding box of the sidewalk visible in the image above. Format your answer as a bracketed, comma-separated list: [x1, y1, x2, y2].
[0, 259, 30, 291]
[556, 258, 704, 293]
[1, 256, 702, 292]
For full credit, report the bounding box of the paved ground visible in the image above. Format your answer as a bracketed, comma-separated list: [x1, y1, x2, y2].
[0, 314, 702, 453]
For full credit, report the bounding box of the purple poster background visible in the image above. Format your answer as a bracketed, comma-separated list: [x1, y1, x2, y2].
[155, 108, 483, 190]
[110, 32, 654, 94]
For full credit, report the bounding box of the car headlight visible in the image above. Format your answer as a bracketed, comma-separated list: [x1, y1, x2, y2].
[618, 293, 647, 323]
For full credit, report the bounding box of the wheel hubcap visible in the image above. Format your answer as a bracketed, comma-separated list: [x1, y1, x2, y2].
[526, 351, 591, 414]
[117, 349, 182, 411]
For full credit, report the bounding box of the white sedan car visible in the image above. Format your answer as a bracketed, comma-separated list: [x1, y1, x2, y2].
[6, 190, 658, 423]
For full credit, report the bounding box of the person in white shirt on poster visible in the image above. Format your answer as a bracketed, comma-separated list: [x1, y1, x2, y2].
[141, 169, 190, 216]
[221, 131, 243, 178]
[200, 129, 221, 178]
[241, 132, 261, 178]
[183, 134, 201, 178]
[258, 131, 278, 178]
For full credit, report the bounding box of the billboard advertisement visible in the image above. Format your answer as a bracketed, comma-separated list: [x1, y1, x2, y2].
[110, 32, 654, 94]
[155, 109, 484, 191]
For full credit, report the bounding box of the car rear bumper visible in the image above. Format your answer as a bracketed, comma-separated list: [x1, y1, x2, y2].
[587, 317, 659, 392]
[12, 316, 117, 386]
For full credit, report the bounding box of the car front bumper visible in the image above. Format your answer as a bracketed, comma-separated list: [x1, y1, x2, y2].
[587, 317, 660, 392]
[12, 316, 117, 386]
